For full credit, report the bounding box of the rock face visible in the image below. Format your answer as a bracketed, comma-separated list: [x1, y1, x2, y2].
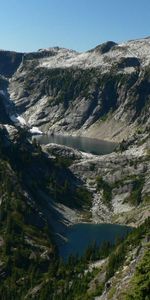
[0, 37, 148, 142]
[0, 77, 12, 124]
[43, 143, 83, 160]
[0, 37, 149, 226]
[42, 141, 150, 227]
[0, 50, 23, 77]
[0, 39, 150, 300]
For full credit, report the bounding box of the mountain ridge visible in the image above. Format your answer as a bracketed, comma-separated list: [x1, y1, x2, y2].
[0, 37, 150, 299]
[3, 37, 149, 142]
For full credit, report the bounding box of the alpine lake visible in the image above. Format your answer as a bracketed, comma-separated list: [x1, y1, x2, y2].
[34, 134, 131, 260]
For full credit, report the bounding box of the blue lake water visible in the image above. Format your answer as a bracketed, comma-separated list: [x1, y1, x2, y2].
[58, 223, 132, 260]
[34, 135, 128, 260]
[34, 134, 116, 155]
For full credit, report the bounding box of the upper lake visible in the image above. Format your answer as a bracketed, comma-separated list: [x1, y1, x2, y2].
[34, 134, 116, 155]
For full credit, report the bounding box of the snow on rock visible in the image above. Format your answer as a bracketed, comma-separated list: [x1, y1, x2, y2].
[37, 37, 150, 71]
[120, 37, 150, 66]
[16, 115, 26, 125]
[38, 48, 107, 70]
[30, 127, 43, 135]
[10, 114, 26, 126]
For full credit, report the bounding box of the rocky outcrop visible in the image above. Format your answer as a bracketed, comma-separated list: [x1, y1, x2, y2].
[0, 77, 11, 124]
[88, 228, 150, 300]
[0, 38, 150, 228]
[43, 141, 150, 227]
[0, 50, 23, 77]
[3, 37, 149, 142]
[43, 143, 83, 160]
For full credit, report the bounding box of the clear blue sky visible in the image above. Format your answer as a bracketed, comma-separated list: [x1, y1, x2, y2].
[0, 0, 150, 53]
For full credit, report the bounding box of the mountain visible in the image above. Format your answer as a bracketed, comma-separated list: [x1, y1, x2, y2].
[0, 124, 149, 299]
[0, 124, 94, 298]
[0, 37, 149, 142]
[0, 37, 150, 299]
[0, 50, 23, 77]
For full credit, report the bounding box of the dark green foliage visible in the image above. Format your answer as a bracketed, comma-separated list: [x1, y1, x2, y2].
[21, 66, 130, 129]
[105, 218, 150, 282]
[0, 129, 149, 299]
[105, 243, 126, 281]
[96, 176, 112, 206]
[54, 155, 74, 168]
[129, 177, 144, 206]
[0, 129, 94, 299]
[0, 128, 91, 210]
[125, 176, 144, 206]
[75, 187, 92, 208]
[118, 139, 128, 152]
[0, 50, 23, 77]
[125, 246, 150, 300]
[84, 241, 113, 262]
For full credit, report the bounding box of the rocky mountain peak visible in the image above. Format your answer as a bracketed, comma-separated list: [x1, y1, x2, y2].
[31, 37, 150, 71]
[89, 41, 118, 54]
[0, 36, 150, 143]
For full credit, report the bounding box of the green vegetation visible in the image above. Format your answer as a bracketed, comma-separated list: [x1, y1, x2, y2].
[0, 128, 95, 299]
[96, 176, 112, 206]
[146, 148, 150, 158]
[22, 67, 127, 124]
[106, 242, 126, 281]
[124, 176, 144, 206]
[54, 155, 74, 168]
[106, 218, 150, 282]
[143, 195, 150, 204]
[75, 187, 92, 209]
[0, 128, 150, 299]
[124, 244, 150, 300]
[84, 240, 114, 262]
[106, 174, 145, 207]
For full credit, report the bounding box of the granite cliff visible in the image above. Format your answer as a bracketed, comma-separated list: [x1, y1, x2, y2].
[0, 37, 149, 142]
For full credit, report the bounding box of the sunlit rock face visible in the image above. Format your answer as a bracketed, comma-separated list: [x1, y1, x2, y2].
[0, 37, 150, 142]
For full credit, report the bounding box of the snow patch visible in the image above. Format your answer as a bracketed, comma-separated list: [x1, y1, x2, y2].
[10, 114, 26, 126]
[17, 116, 26, 125]
[36, 37, 150, 71]
[0, 90, 5, 96]
[30, 127, 43, 135]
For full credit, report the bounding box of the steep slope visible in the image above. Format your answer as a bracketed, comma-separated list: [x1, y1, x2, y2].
[0, 125, 92, 221]
[0, 151, 149, 300]
[0, 38, 150, 300]
[0, 125, 94, 298]
[45, 141, 150, 227]
[5, 37, 150, 142]
[0, 50, 23, 77]
[0, 76, 12, 124]
[0, 127, 149, 299]
[84, 218, 150, 300]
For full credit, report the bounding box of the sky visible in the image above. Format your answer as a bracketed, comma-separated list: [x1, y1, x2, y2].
[0, 0, 150, 53]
